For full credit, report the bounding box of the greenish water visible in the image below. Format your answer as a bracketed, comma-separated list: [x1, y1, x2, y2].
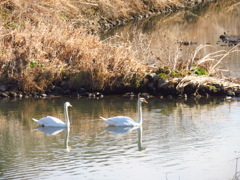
[1, 96, 240, 179]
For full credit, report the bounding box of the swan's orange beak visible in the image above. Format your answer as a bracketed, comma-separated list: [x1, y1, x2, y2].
[69, 104, 73, 107]
[144, 100, 148, 103]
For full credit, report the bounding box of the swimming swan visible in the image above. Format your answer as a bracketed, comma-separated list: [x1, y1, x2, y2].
[100, 97, 148, 127]
[32, 102, 72, 127]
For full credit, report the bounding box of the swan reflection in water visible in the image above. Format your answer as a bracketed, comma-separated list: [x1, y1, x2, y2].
[33, 126, 71, 152]
[105, 126, 145, 151]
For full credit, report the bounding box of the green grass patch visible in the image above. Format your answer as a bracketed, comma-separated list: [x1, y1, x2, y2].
[207, 85, 217, 90]
[191, 67, 208, 75]
[5, 22, 19, 29]
[28, 61, 45, 68]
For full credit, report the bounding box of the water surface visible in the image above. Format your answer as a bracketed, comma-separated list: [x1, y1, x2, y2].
[1, 97, 240, 179]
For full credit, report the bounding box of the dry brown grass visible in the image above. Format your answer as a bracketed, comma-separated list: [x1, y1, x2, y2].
[0, 19, 148, 92]
[186, 45, 240, 76]
[0, 0, 237, 94]
[2, 0, 171, 93]
[0, 0, 184, 31]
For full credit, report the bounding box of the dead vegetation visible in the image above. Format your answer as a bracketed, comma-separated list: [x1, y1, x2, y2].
[0, 0, 156, 93]
[0, 0, 239, 95]
[0, 22, 148, 93]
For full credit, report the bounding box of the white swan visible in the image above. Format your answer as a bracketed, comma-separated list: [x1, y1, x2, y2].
[32, 102, 72, 127]
[100, 97, 148, 127]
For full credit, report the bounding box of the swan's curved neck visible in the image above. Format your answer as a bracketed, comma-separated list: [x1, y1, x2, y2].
[137, 99, 142, 125]
[64, 105, 70, 127]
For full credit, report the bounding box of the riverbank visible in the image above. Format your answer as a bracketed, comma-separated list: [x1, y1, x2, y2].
[0, 0, 239, 99]
[1, 74, 240, 99]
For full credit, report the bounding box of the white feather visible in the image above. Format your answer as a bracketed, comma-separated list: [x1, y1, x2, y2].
[100, 97, 148, 127]
[32, 102, 72, 127]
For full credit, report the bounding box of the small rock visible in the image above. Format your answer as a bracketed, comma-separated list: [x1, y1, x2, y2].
[61, 81, 68, 87]
[225, 96, 232, 100]
[157, 81, 167, 88]
[0, 92, 8, 98]
[123, 92, 135, 97]
[9, 92, 17, 97]
[153, 75, 159, 82]
[64, 90, 71, 95]
[146, 73, 157, 81]
[148, 82, 154, 89]
[95, 92, 101, 96]
[49, 94, 57, 98]
[40, 93, 47, 97]
[212, 84, 221, 89]
[88, 92, 95, 98]
[226, 90, 235, 96]
[45, 89, 52, 94]
[79, 88, 86, 93]
[184, 83, 197, 95]
[195, 94, 201, 100]
[235, 90, 240, 96]
[53, 86, 62, 92]
[139, 93, 151, 99]
[0, 84, 7, 91]
[178, 94, 183, 97]
[95, 92, 104, 98]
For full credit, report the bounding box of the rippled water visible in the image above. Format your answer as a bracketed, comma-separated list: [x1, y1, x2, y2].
[1, 97, 240, 179]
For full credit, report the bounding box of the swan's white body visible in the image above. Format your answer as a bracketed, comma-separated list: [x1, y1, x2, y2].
[32, 102, 72, 127]
[100, 97, 148, 127]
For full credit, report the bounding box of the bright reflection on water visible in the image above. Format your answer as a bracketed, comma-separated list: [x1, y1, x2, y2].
[1, 97, 240, 179]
